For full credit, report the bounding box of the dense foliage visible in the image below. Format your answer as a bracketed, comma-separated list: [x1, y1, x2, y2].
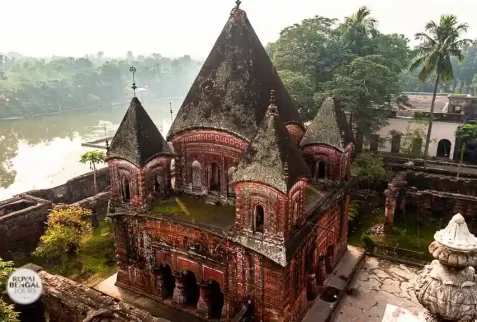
[0, 258, 19, 322]
[267, 7, 412, 137]
[0, 53, 201, 118]
[34, 204, 93, 273]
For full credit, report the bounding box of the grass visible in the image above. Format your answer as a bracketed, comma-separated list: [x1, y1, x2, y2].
[349, 207, 438, 261]
[13, 217, 117, 287]
[152, 196, 236, 230]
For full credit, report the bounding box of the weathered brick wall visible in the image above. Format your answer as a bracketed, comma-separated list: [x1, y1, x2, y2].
[25, 167, 110, 204]
[302, 145, 344, 181]
[21, 264, 165, 322]
[234, 179, 308, 242]
[113, 217, 232, 319]
[406, 171, 477, 195]
[285, 124, 305, 144]
[0, 196, 52, 259]
[171, 130, 247, 197]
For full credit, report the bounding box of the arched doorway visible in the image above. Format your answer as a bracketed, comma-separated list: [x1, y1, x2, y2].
[208, 280, 224, 319]
[192, 161, 201, 191]
[227, 166, 236, 195]
[183, 270, 200, 307]
[325, 244, 334, 273]
[156, 264, 175, 299]
[122, 178, 130, 201]
[316, 255, 326, 286]
[254, 205, 264, 233]
[210, 163, 221, 192]
[154, 171, 164, 194]
[318, 161, 326, 179]
[436, 139, 452, 158]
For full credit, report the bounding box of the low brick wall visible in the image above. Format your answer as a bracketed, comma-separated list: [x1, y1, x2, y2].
[25, 167, 110, 204]
[19, 264, 166, 322]
[0, 195, 52, 260]
[0, 169, 111, 260]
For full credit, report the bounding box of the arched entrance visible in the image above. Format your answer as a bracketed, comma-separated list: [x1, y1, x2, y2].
[210, 163, 221, 192]
[318, 161, 326, 179]
[122, 178, 130, 201]
[183, 270, 200, 307]
[325, 244, 334, 273]
[156, 264, 175, 299]
[436, 139, 452, 158]
[154, 171, 164, 194]
[192, 161, 201, 191]
[208, 280, 224, 319]
[254, 205, 264, 233]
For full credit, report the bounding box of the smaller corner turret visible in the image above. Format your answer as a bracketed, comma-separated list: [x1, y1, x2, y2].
[300, 97, 354, 182]
[106, 67, 174, 211]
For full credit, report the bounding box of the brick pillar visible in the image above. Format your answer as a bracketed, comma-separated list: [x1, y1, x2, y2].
[391, 133, 402, 153]
[306, 273, 318, 300]
[138, 167, 147, 209]
[154, 269, 169, 300]
[197, 281, 211, 318]
[173, 273, 186, 307]
[384, 186, 397, 232]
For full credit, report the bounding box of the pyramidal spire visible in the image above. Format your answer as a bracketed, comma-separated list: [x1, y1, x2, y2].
[107, 97, 172, 167]
[300, 97, 350, 150]
[167, 3, 303, 142]
[232, 92, 310, 193]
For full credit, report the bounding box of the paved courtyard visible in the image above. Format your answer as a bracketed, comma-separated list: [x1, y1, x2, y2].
[332, 256, 423, 322]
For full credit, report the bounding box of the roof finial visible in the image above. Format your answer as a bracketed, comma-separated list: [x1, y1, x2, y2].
[129, 66, 137, 97]
[170, 102, 173, 121]
[267, 89, 278, 115]
[235, 0, 241, 8]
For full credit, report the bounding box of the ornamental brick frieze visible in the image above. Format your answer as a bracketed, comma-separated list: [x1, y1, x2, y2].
[172, 130, 248, 151]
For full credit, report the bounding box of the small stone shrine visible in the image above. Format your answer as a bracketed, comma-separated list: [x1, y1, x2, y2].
[414, 213, 477, 322]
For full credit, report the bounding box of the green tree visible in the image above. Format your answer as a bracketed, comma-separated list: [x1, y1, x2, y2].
[323, 55, 401, 137]
[34, 205, 92, 273]
[455, 124, 477, 178]
[79, 150, 106, 195]
[340, 6, 378, 56]
[410, 15, 472, 158]
[0, 258, 19, 322]
[351, 152, 388, 198]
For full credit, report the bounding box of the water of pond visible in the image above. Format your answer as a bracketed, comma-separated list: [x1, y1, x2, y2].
[0, 98, 181, 200]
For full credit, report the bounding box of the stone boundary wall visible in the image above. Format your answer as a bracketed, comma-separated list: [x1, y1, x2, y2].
[19, 263, 166, 322]
[24, 167, 110, 204]
[0, 169, 111, 259]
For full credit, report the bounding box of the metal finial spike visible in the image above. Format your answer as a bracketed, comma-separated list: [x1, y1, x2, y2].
[235, 0, 241, 8]
[105, 138, 109, 150]
[129, 66, 137, 97]
[169, 102, 173, 121]
[267, 89, 278, 115]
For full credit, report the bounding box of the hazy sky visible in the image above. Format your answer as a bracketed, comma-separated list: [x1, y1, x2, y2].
[2, 0, 477, 59]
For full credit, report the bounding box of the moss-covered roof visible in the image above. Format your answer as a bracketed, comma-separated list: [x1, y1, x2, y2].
[167, 6, 303, 142]
[232, 105, 310, 193]
[300, 97, 353, 149]
[151, 196, 236, 233]
[107, 97, 173, 167]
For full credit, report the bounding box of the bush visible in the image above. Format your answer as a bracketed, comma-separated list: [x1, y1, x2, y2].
[360, 233, 376, 251]
[349, 200, 362, 222]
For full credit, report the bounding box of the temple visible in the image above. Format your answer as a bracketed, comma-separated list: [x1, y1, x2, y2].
[105, 2, 354, 321]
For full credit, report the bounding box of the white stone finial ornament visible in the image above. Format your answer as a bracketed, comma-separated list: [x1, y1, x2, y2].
[434, 213, 477, 251]
[413, 213, 477, 322]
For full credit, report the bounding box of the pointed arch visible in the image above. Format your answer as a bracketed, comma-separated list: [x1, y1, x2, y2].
[122, 177, 131, 201]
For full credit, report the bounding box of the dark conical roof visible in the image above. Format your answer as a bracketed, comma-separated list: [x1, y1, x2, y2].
[300, 97, 353, 149]
[107, 97, 173, 167]
[232, 105, 310, 193]
[167, 7, 303, 142]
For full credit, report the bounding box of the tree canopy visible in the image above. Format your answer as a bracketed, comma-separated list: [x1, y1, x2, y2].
[267, 7, 412, 137]
[0, 258, 19, 322]
[0, 53, 201, 119]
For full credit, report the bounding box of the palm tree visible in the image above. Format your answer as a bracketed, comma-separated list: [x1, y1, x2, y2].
[410, 15, 472, 158]
[340, 6, 378, 56]
[79, 150, 106, 195]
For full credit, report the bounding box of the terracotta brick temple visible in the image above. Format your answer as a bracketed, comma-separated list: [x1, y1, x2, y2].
[105, 3, 354, 321]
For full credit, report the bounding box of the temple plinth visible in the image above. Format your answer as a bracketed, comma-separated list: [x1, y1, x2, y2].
[413, 213, 477, 321]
